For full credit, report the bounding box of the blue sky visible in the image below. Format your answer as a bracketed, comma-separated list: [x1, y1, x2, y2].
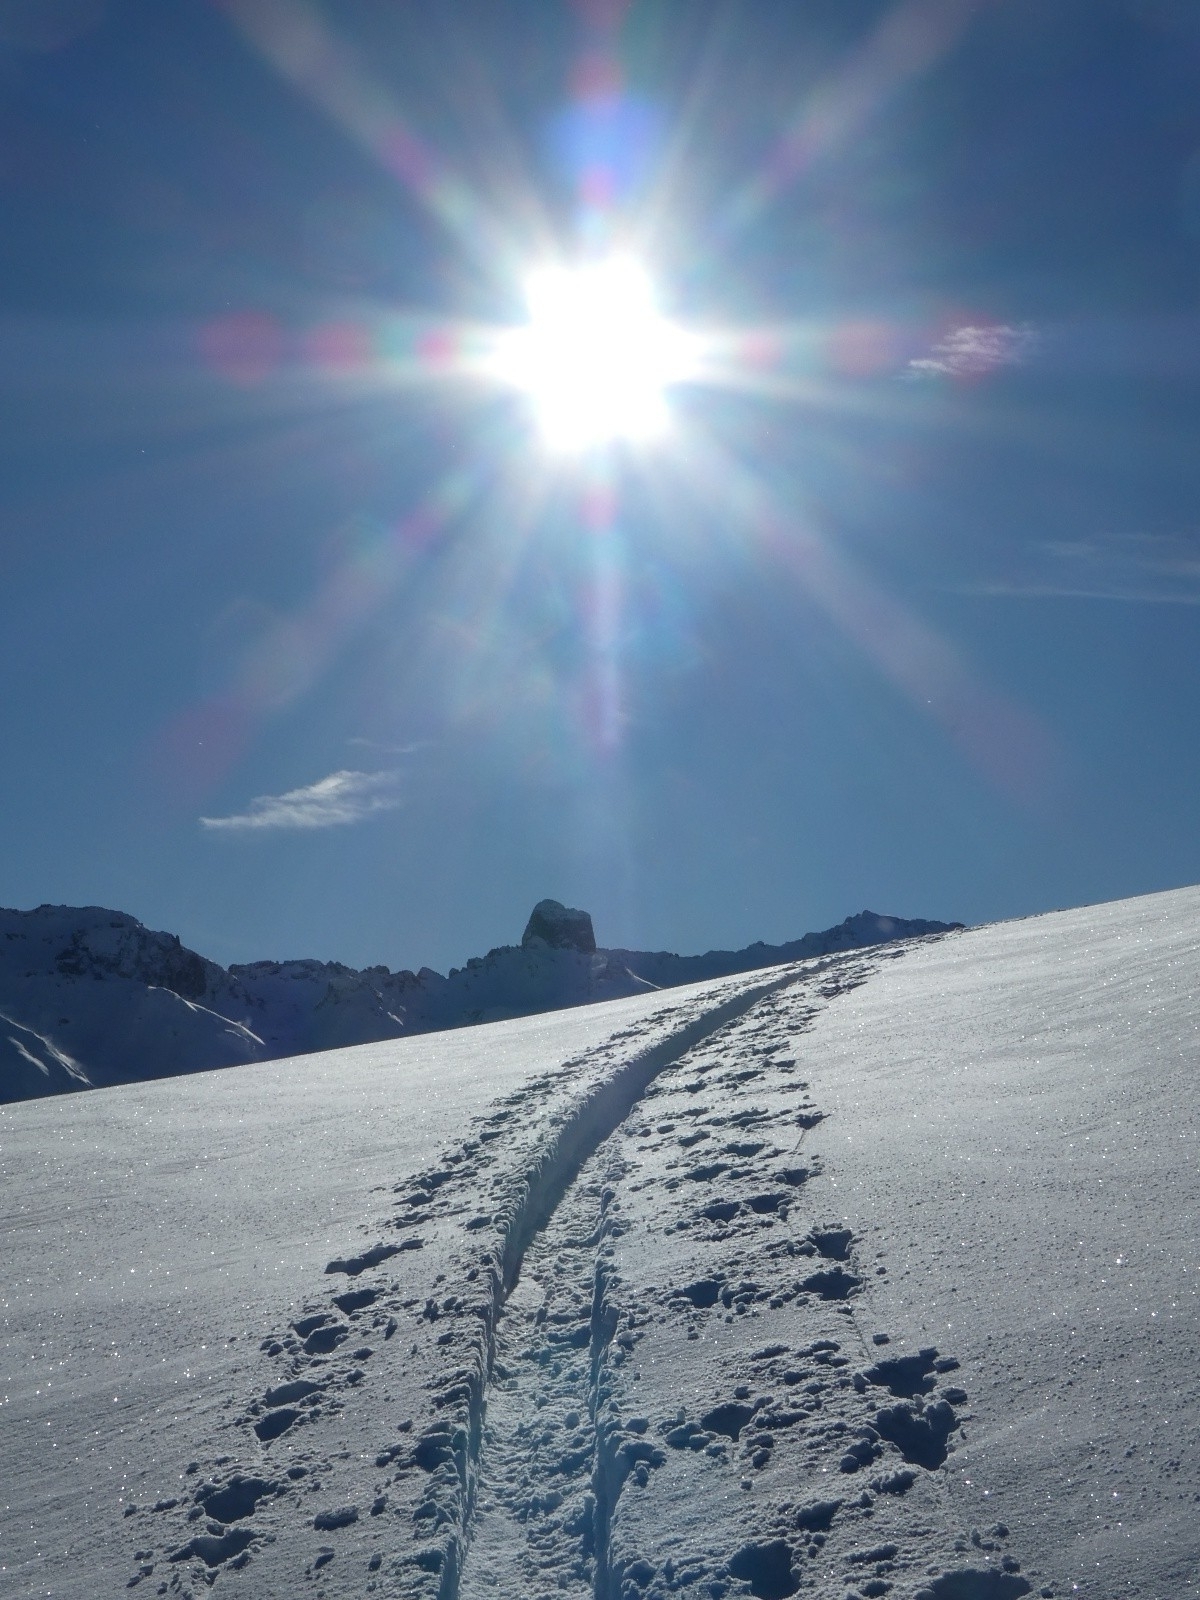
[1, 0, 1198, 974]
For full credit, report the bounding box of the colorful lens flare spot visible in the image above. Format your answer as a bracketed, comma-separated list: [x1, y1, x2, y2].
[198, 310, 283, 388]
[304, 319, 373, 374]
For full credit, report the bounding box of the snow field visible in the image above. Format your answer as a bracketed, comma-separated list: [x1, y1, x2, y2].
[3, 884, 1197, 1600]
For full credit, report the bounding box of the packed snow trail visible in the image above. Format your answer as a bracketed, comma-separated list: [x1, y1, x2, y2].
[456, 960, 1039, 1600]
[457, 1146, 619, 1598]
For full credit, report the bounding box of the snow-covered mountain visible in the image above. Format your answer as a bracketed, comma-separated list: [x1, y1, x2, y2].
[2, 884, 1196, 1600]
[0, 899, 960, 1102]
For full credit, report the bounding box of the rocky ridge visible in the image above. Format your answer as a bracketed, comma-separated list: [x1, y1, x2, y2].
[0, 900, 962, 1102]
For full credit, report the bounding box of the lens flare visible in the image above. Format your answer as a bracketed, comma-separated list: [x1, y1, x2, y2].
[191, 0, 1049, 811]
[492, 255, 696, 452]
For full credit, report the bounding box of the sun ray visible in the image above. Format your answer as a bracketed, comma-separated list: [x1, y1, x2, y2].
[652, 415, 1056, 806]
[153, 453, 486, 804]
[717, 0, 987, 240]
[220, 0, 537, 278]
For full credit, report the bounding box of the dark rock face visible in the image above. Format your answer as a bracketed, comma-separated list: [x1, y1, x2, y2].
[520, 900, 597, 954]
[50, 912, 217, 999]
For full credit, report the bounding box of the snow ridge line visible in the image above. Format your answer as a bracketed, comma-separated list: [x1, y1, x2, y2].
[0, 1007, 91, 1085]
[437, 968, 803, 1600]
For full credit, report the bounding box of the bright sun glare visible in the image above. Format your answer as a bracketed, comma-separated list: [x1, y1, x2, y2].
[494, 255, 696, 453]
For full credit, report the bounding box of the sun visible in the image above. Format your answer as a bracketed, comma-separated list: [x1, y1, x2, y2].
[493, 254, 696, 453]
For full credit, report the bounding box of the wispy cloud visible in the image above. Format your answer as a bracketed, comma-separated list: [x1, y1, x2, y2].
[908, 322, 1038, 379]
[346, 736, 428, 757]
[960, 534, 1200, 605]
[962, 580, 1200, 605]
[200, 769, 403, 832]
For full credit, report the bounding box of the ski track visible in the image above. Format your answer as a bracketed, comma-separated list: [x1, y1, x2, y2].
[126, 937, 1047, 1600]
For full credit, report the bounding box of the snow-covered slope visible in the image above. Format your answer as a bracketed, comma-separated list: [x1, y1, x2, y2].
[0, 906, 262, 1100]
[0, 903, 959, 1102]
[2, 885, 1196, 1599]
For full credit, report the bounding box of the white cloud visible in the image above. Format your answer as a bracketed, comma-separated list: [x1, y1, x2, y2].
[908, 322, 1037, 379]
[200, 769, 403, 833]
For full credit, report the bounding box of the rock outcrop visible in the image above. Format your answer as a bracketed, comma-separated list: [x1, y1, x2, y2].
[520, 900, 597, 954]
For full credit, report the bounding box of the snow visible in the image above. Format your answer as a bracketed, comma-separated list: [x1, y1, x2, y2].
[800, 886, 1200, 1599]
[1, 886, 1197, 1599]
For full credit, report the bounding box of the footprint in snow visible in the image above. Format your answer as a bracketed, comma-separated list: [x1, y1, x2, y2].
[324, 1238, 421, 1275]
[799, 1265, 862, 1300]
[807, 1225, 855, 1260]
[916, 1571, 1032, 1600]
[871, 1397, 960, 1469]
[254, 1406, 301, 1442]
[332, 1285, 380, 1314]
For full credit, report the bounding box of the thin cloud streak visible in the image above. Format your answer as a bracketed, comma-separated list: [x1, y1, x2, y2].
[907, 323, 1038, 379]
[346, 736, 429, 756]
[960, 580, 1200, 605]
[200, 769, 402, 832]
[960, 534, 1200, 605]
